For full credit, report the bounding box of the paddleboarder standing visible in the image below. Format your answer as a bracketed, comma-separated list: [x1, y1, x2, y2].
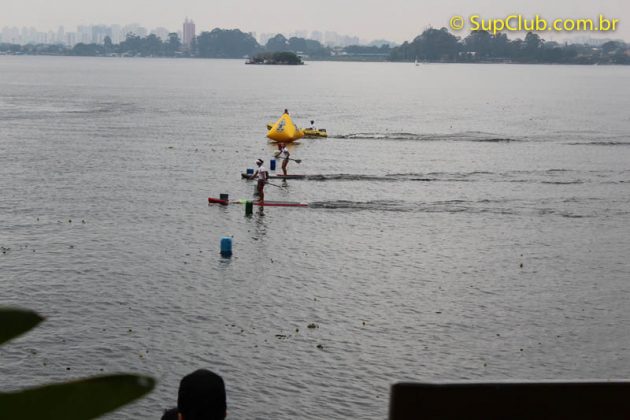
[250, 159, 268, 202]
[275, 142, 290, 176]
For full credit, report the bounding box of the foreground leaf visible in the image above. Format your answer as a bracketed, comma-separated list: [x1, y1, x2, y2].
[0, 374, 155, 420]
[0, 308, 44, 345]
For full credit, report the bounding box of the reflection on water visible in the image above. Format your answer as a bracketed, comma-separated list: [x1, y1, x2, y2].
[253, 206, 267, 238]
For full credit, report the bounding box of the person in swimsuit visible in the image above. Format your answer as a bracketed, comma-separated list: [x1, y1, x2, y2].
[275, 143, 290, 176]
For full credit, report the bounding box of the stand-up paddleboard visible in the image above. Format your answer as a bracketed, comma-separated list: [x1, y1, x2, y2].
[208, 197, 308, 207]
[241, 173, 306, 179]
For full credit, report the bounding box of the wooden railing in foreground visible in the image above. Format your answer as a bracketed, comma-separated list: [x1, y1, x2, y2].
[389, 380, 630, 420]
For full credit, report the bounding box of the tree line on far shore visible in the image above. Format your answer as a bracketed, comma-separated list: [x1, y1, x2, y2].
[1, 27, 628, 65]
[391, 28, 629, 65]
[0, 30, 345, 59]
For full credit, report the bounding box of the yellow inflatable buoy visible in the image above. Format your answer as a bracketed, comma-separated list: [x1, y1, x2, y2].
[266, 112, 304, 143]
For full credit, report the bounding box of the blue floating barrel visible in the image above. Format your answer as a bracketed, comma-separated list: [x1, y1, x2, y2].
[246, 168, 254, 175]
[220, 236, 232, 257]
[270, 159, 276, 171]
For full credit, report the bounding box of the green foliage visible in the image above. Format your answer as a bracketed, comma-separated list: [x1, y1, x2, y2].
[0, 308, 154, 419]
[390, 28, 630, 64]
[287, 37, 307, 52]
[143, 34, 163, 56]
[0, 308, 43, 345]
[0, 374, 155, 419]
[197, 28, 261, 58]
[71, 43, 106, 56]
[265, 34, 289, 52]
[264, 35, 330, 58]
[118, 34, 143, 54]
[0, 43, 22, 53]
[165, 32, 181, 55]
[343, 44, 391, 55]
[524, 32, 542, 51]
[248, 51, 303, 65]
[463, 30, 493, 58]
[109, 33, 183, 56]
[304, 39, 330, 58]
[404, 27, 461, 61]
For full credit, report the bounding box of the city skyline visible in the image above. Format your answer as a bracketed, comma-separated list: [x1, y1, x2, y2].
[2, 20, 629, 49]
[2, 0, 629, 44]
[0, 21, 384, 48]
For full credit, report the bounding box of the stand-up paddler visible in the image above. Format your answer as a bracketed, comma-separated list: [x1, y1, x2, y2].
[249, 158, 268, 203]
[275, 142, 290, 176]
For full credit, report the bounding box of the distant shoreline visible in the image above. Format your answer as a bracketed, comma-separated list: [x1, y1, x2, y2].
[1, 53, 628, 66]
[3, 26, 629, 65]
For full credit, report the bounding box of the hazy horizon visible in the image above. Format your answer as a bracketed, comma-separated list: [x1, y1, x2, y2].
[2, 0, 629, 44]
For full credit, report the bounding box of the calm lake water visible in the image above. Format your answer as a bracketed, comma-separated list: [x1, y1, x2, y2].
[1, 56, 629, 419]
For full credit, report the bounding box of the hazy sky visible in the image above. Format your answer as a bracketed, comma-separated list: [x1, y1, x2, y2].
[3, 0, 629, 42]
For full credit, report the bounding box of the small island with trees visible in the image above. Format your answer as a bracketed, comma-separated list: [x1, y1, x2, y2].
[246, 51, 303, 65]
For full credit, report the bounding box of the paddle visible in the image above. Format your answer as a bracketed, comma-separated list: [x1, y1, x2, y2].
[250, 178, 285, 189]
[265, 181, 286, 189]
[273, 152, 302, 164]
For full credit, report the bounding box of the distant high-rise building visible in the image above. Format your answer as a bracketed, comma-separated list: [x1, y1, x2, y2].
[310, 31, 323, 43]
[290, 30, 308, 39]
[65, 32, 77, 47]
[183, 18, 195, 48]
[121, 23, 147, 39]
[21, 27, 30, 44]
[77, 25, 92, 44]
[34, 31, 46, 44]
[91, 25, 111, 44]
[324, 31, 337, 46]
[2, 27, 20, 44]
[110, 24, 122, 44]
[56, 26, 65, 45]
